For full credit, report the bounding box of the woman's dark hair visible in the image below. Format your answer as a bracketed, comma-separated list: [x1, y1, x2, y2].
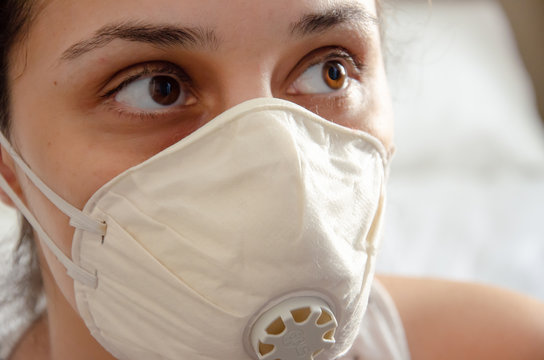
[0, 0, 42, 300]
[1, 7, 45, 342]
[0, 0, 36, 136]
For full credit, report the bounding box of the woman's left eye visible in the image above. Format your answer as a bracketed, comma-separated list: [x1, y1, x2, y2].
[114, 74, 195, 110]
[288, 60, 349, 95]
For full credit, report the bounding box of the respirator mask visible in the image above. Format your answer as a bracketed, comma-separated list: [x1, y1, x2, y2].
[0, 98, 389, 360]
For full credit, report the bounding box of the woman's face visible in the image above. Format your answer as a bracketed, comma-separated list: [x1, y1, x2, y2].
[5, 0, 392, 310]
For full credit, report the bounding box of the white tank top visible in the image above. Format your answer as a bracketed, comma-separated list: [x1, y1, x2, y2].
[343, 280, 412, 360]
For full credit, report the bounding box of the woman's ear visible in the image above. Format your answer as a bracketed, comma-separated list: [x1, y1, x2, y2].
[0, 145, 23, 207]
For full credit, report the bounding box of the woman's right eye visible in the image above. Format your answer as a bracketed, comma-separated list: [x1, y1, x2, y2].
[114, 74, 196, 110]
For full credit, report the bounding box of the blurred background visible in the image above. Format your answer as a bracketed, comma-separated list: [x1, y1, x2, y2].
[377, 0, 544, 299]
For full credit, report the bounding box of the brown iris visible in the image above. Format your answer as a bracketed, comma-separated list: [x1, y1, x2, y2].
[322, 61, 346, 90]
[148, 76, 181, 106]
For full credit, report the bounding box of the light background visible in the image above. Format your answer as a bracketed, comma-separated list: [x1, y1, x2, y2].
[377, 0, 544, 299]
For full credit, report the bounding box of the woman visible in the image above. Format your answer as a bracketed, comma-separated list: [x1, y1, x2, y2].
[1, 0, 543, 359]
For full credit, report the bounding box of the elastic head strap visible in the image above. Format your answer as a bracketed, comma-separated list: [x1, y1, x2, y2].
[0, 132, 105, 235]
[0, 132, 99, 287]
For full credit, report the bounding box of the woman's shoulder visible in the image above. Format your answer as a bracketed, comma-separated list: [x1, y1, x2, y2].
[8, 313, 49, 360]
[377, 275, 544, 360]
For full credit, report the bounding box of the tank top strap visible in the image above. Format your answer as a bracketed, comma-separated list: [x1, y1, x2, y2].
[344, 279, 411, 360]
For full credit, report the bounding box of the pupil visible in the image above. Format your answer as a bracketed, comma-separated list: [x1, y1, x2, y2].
[328, 66, 340, 81]
[149, 76, 181, 105]
[159, 82, 172, 96]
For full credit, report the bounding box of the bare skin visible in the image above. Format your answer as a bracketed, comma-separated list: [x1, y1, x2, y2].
[380, 276, 544, 360]
[1, 0, 543, 359]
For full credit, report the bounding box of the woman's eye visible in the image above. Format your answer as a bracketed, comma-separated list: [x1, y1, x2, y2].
[289, 60, 348, 95]
[115, 75, 195, 110]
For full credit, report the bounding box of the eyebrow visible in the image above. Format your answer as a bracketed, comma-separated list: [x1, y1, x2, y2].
[290, 4, 378, 37]
[60, 21, 218, 61]
[60, 4, 377, 61]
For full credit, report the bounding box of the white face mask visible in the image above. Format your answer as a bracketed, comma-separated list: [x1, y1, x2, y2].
[0, 98, 389, 360]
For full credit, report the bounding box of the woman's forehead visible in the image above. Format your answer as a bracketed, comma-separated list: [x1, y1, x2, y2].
[39, 0, 377, 20]
[33, 0, 378, 45]
[15, 0, 380, 76]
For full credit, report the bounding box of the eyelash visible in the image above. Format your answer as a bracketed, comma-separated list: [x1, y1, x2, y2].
[99, 46, 364, 119]
[101, 63, 192, 99]
[298, 46, 364, 79]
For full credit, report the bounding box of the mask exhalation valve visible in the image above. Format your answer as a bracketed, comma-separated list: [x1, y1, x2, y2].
[249, 296, 338, 360]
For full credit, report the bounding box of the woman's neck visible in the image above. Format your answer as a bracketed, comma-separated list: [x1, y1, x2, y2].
[9, 313, 49, 360]
[35, 247, 116, 360]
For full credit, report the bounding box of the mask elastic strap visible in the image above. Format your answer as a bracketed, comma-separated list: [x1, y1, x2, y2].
[0, 133, 105, 234]
[0, 133, 99, 288]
